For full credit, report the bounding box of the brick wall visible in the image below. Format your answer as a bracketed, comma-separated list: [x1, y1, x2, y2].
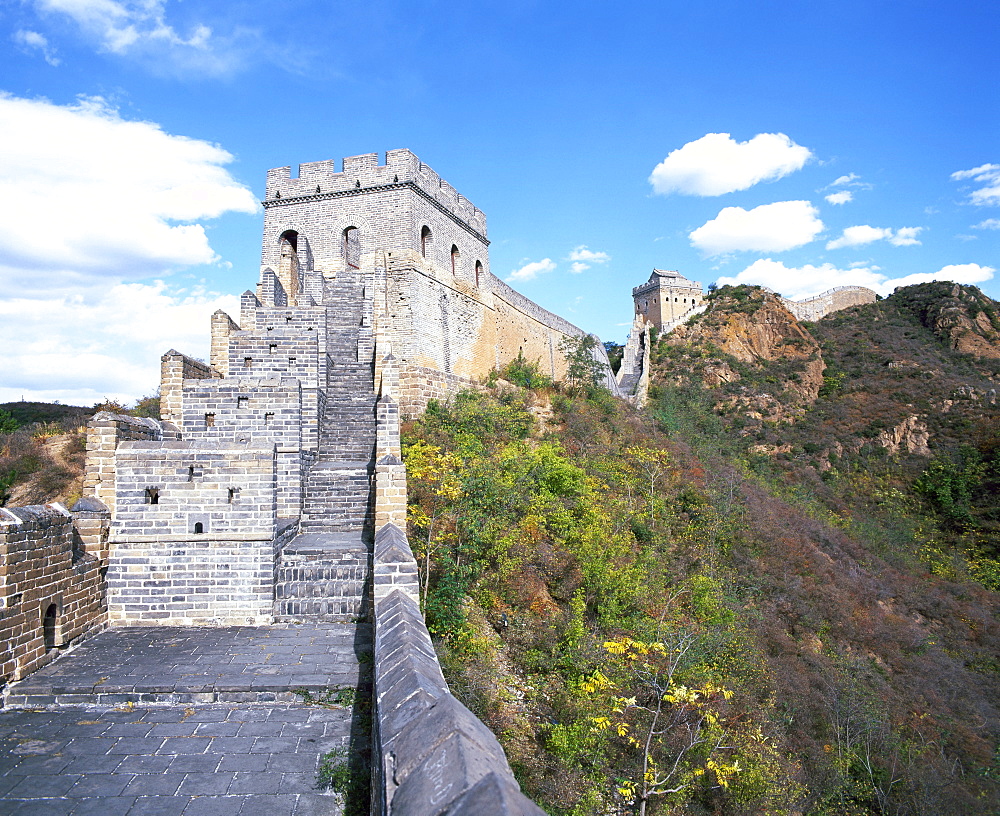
[782, 286, 878, 321]
[107, 443, 278, 625]
[0, 504, 105, 688]
[84, 413, 167, 513]
[160, 350, 217, 425]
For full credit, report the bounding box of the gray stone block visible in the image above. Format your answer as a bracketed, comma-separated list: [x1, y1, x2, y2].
[378, 685, 441, 740]
[440, 772, 548, 816]
[389, 694, 509, 786]
[390, 731, 511, 816]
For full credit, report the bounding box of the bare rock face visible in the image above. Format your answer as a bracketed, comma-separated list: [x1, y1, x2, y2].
[941, 305, 1000, 358]
[876, 415, 931, 456]
[673, 288, 825, 408]
[893, 282, 1000, 359]
[708, 299, 817, 366]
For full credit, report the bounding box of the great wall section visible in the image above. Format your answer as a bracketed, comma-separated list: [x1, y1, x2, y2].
[0, 150, 877, 815]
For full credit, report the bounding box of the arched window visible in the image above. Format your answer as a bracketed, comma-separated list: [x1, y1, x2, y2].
[420, 226, 432, 258]
[450, 245, 460, 275]
[43, 603, 58, 651]
[475, 261, 483, 287]
[342, 227, 360, 269]
[279, 230, 298, 254]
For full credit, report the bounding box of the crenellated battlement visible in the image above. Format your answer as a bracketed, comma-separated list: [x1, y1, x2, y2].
[264, 149, 487, 237]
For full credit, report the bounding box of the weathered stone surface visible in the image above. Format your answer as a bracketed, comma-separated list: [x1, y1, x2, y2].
[389, 695, 509, 784]
[390, 732, 515, 816]
[441, 772, 548, 816]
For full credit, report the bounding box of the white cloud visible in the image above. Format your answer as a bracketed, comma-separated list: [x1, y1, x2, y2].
[29, 0, 248, 76]
[825, 191, 853, 205]
[0, 93, 257, 289]
[717, 258, 995, 301]
[507, 258, 556, 282]
[689, 200, 823, 256]
[13, 29, 60, 65]
[973, 218, 1000, 230]
[830, 173, 859, 186]
[826, 225, 891, 249]
[884, 263, 995, 291]
[649, 132, 812, 196]
[0, 281, 239, 404]
[826, 225, 923, 250]
[889, 227, 923, 246]
[0, 94, 258, 404]
[566, 245, 610, 274]
[951, 163, 1000, 206]
[567, 246, 610, 264]
[826, 173, 873, 190]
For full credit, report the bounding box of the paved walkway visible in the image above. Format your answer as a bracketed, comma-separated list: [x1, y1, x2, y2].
[0, 624, 371, 816]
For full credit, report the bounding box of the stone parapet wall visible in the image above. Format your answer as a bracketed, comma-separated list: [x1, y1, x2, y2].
[0, 504, 106, 688]
[371, 527, 545, 816]
[210, 310, 240, 376]
[107, 536, 275, 626]
[84, 412, 167, 514]
[179, 379, 302, 448]
[107, 441, 278, 626]
[71, 496, 111, 563]
[369, 348, 544, 813]
[161, 350, 218, 426]
[487, 272, 584, 340]
[264, 150, 487, 242]
[781, 286, 878, 321]
[112, 442, 277, 539]
[384, 261, 595, 415]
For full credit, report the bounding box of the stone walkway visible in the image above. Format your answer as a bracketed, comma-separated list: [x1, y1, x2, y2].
[0, 624, 371, 815]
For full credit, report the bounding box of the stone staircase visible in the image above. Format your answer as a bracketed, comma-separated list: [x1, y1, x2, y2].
[274, 277, 377, 622]
[273, 533, 370, 620]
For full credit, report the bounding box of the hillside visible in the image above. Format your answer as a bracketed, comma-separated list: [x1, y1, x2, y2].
[0, 402, 94, 507]
[404, 283, 1000, 815]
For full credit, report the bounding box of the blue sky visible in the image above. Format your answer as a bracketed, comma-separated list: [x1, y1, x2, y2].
[1, 0, 997, 405]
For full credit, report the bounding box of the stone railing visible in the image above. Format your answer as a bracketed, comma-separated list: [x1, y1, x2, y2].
[369, 307, 545, 814]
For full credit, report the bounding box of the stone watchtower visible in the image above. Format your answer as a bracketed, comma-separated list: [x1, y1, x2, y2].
[260, 149, 491, 304]
[632, 269, 704, 330]
[77, 150, 601, 629]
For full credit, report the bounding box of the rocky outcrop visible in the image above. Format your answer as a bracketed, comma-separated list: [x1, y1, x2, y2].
[893, 282, 1000, 359]
[876, 415, 931, 456]
[669, 287, 825, 409]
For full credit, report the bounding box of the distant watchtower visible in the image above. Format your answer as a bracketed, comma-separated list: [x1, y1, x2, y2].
[632, 269, 704, 330]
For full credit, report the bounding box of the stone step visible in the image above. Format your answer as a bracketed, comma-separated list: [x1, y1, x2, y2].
[273, 533, 370, 621]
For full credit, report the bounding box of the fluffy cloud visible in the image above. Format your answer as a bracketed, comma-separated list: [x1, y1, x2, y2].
[889, 227, 923, 246]
[0, 281, 239, 404]
[29, 0, 248, 76]
[507, 258, 556, 282]
[567, 245, 610, 274]
[0, 94, 258, 403]
[716, 259, 994, 301]
[689, 201, 823, 256]
[951, 164, 1000, 206]
[825, 191, 853, 205]
[649, 132, 812, 196]
[0, 93, 257, 290]
[826, 225, 923, 250]
[884, 264, 995, 291]
[13, 29, 60, 65]
[973, 218, 1000, 230]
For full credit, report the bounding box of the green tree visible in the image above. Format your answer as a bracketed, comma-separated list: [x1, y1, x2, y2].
[403, 440, 464, 605]
[559, 334, 607, 393]
[0, 408, 17, 435]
